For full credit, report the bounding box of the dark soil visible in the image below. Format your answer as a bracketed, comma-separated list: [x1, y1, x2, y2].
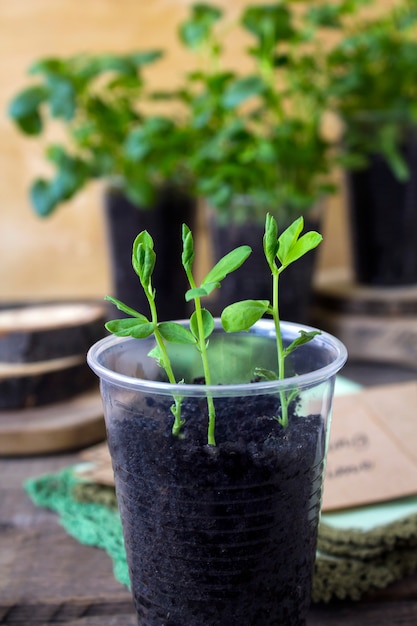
[106, 391, 326, 626]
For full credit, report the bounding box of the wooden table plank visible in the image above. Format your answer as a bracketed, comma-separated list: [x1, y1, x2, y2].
[0, 454, 133, 624]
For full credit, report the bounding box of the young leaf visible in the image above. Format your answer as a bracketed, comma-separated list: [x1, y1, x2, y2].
[221, 299, 269, 332]
[276, 217, 305, 267]
[283, 330, 322, 357]
[263, 213, 279, 270]
[185, 283, 219, 302]
[254, 367, 278, 381]
[279, 231, 323, 268]
[190, 308, 214, 340]
[104, 295, 148, 321]
[105, 318, 154, 338]
[147, 344, 162, 364]
[203, 245, 252, 285]
[158, 322, 195, 344]
[181, 224, 195, 272]
[132, 231, 156, 287]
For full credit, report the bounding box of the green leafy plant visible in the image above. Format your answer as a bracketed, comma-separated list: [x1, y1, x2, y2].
[8, 51, 191, 215]
[105, 227, 251, 445]
[105, 214, 322, 442]
[10, 0, 410, 223]
[326, 0, 417, 179]
[221, 214, 322, 427]
[178, 1, 356, 222]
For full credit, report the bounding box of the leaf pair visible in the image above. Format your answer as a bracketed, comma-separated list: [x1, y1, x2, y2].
[265, 215, 322, 273]
[182, 224, 251, 302]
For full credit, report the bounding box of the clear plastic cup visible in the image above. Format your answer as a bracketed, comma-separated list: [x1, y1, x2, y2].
[88, 319, 347, 625]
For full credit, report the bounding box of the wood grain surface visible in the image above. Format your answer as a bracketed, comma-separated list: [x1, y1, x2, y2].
[0, 390, 105, 455]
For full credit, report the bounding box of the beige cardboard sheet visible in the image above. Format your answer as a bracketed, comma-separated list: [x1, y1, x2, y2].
[322, 381, 417, 511]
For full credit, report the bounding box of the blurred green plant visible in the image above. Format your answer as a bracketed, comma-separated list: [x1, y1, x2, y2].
[326, 0, 417, 179]
[10, 0, 412, 222]
[8, 51, 192, 216]
[178, 2, 344, 222]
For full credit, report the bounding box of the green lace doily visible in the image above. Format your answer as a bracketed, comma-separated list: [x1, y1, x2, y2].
[24, 467, 417, 604]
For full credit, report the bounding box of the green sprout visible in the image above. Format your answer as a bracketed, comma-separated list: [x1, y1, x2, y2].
[181, 224, 251, 445]
[221, 213, 323, 427]
[105, 226, 251, 445]
[105, 231, 193, 436]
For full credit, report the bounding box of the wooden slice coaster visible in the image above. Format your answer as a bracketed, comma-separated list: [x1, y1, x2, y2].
[0, 301, 107, 409]
[0, 356, 98, 410]
[0, 389, 106, 456]
[0, 302, 107, 363]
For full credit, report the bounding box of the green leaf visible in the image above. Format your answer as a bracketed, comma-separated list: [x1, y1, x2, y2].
[284, 330, 321, 357]
[29, 57, 65, 76]
[105, 318, 154, 338]
[94, 54, 138, 76]
[181, 224, 195, 272]
[104, 295, 148, 321]
[30, 179, 57, 217]
[125, 117, 175, 161]
[8, 85, 49, 135]
[254, 367, 278, 381]
[203, 245, 252, 285]
[132, 231, 155, 285]
[47, 76, 76, 120]
[147, 344, 162, 364]
[190, 309, 214, 340]
[241, 5, 294, 45]
[185, 284, 219, 302]
[221, 300, 269, 332]
[158, 322, 195, 344]
[263, 213, 279, 270]
[179, 4, 223, 49]
[222, 76, 265, 109]
[11, 111, 43, 135]
[8, 85, 48, 120]
[130, 50, 164, 67]
[277, 217, 305, 266]
[279, 231, 323, 268]
[124, 127, 151, 160]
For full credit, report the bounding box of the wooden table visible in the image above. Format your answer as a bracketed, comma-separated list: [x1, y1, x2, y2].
[1, 361, 417, 625]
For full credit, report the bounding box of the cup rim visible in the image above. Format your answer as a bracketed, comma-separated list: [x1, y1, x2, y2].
[87, 319, 347, 397]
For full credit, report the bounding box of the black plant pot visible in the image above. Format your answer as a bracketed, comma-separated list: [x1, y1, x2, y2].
[208, 213, 321, 324]
[104, 186, 196, 321]
[346, 138, 417, 286]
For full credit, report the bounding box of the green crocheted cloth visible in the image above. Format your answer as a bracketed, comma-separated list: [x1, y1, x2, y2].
[24, 467, 417, 604]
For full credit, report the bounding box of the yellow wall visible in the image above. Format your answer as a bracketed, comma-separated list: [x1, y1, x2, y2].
[0, 0, 356, 303]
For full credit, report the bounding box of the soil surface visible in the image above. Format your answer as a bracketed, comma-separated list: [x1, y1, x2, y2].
[106, 391, 326, 626]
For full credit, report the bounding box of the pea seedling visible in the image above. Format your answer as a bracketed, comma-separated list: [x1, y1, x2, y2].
[106, 215, 322, 441]
[221, 213, 322, 427]
[105, 227, 251, 445]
